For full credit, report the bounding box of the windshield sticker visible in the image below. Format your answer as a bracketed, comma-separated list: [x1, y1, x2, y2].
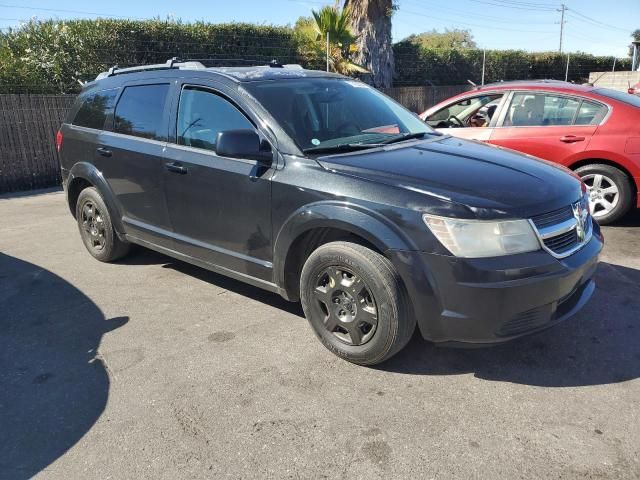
[311, 138, 321, 146]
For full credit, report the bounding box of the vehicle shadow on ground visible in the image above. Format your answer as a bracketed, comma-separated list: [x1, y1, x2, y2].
[0, 253, 128, 479]
[121, 248, 639, 388]
[609, 208, 640, 228]
[381, 262, 640, 387]
[117, 247, 305, 317]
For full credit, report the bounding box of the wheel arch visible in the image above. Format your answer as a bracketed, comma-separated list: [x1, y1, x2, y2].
[568, 157, 638, 200]
[273, 202, 416, 301]
[67, 162, 125, 234]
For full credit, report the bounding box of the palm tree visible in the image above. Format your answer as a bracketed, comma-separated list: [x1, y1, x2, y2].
[343, 0, 394, 87]
[303, 4, 367, 75]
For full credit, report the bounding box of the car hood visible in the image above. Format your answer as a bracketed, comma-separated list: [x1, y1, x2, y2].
[317, 136, 583, 218]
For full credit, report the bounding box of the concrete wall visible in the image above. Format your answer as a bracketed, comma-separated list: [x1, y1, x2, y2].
[588, 71, 640, 91]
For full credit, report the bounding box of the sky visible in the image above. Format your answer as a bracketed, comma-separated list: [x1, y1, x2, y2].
[0, 0, 637, 58]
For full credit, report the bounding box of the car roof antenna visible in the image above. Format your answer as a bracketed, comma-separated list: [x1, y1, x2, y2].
[467, 79, 478, 88]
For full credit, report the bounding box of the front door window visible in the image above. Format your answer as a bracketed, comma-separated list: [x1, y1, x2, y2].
[426, 94, 504, 129]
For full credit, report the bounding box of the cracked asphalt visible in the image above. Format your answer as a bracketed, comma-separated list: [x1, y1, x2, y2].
[1, 189, 639, 479]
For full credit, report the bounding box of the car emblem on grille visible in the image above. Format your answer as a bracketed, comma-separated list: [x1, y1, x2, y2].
[572, 199, 588, 242]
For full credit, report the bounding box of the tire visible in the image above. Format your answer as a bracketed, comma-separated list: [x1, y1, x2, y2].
[575, 164, 633, 225]
[300, 241, 415, 365]
[75, 187, 130, 262]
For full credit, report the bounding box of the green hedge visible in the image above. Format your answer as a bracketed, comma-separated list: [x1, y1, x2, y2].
[0, 19, 633, 92]
[0, 19, 312, 93]
[393, 41, 632, 86]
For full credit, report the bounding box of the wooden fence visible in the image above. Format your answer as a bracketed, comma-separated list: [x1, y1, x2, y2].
[0, 94, 76, 193]
[0, 85, 468, 193]
[381, 85, 471, 113]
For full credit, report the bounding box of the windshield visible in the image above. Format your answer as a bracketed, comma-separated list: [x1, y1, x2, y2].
[593, 88, 640, 108]
[243, 78, 432, 152]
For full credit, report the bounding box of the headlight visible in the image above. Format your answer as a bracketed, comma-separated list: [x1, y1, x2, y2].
[423, 214, 540, 258]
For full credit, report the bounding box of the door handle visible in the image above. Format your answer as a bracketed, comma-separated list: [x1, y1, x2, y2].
[165, 162, 188, 174]
[559, 135, 585, 143]
[96, 147, 112, 157]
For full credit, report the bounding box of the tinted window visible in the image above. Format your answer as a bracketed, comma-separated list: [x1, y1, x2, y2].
[594, 88, 640, 108]
[505, 93, 580, 127]
[177, 88, 254, 151]
[72, 89, 117, 129]
[575, 100, 608, 125]
[114, 84, 169, 140]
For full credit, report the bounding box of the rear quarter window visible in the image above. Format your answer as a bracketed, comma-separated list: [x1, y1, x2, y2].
[575, 100, 608, 125]
[72, 89, 118, 130]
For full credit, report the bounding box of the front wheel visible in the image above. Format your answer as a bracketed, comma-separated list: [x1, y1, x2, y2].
[575, 164, 633, 225]
[300, 241, 415, 365]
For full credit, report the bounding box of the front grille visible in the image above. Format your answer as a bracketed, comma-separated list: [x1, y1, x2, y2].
[531, 206, 573, 229]
[543, 228, 578, 254]
[496, 282, 588, 337]
[496, 305, 549, 337]
[530, 196, 590, 258]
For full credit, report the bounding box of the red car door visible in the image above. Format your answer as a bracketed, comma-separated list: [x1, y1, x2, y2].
[489, 91, 601, 167]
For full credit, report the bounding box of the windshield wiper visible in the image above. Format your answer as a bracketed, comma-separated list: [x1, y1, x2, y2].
[302, 143, 383, 154]
[303, 132, 436, 154]
[378, 131, 432, 145]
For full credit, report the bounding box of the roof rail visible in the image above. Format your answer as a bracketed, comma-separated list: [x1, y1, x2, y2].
[479, 79, 570, 89]
[94, 57, 305, 81]
[95, 57, 206, 81]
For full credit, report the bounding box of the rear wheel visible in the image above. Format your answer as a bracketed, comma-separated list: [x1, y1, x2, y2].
[575, 164, 633, 225]
[76, 187, 130, 262]
[300, 241, 415, 365]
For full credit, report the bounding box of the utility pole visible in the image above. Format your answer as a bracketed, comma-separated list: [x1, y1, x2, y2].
[557, 3, 567, 53]
[326, 31, 330, 72]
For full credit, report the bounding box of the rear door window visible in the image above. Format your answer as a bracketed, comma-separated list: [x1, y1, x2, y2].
[72, 89, 118, 130]
[114, 84, 169, 140]
[504, 93, 581, 127]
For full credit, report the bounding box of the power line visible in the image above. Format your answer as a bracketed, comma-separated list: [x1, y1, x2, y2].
[566, 9, 630, 33]
[466, 0, 557, 12]
[403, 0, 556, 25]
[400, 8, 555, 34]
[0, 3, 145, 20]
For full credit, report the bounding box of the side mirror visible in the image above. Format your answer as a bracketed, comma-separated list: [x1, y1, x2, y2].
[216, 129, 273, 164]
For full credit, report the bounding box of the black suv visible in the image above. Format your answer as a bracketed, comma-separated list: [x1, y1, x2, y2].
[58, 60, 602, 365]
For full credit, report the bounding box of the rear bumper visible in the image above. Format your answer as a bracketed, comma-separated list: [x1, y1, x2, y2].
[388, 223, 603, 345]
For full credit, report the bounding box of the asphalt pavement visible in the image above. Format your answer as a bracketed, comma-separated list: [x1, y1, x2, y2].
[1, 189, 639, 479]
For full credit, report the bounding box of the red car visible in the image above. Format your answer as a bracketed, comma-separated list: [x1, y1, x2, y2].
[629, 82, 640, 96]
[420, 80, 640, 224]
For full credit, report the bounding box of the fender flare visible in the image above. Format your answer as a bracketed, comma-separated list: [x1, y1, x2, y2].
[67, 162, 125, 234]
[272, 201, 417, 295]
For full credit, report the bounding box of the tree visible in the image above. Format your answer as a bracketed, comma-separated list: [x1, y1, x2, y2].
[404, 29, 477, 50]
[343, 0, 395, 88]
[294, 6, 366, 75]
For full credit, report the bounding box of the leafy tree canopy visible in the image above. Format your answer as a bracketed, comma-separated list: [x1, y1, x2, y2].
[402, 29, 477, 50]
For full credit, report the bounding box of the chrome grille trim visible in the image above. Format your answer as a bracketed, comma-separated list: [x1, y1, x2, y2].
[537, 217, 578, 239]
[528, 195, 592, 259]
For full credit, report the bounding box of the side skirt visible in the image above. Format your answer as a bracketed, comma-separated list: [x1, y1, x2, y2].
[125, 234, 286, 298]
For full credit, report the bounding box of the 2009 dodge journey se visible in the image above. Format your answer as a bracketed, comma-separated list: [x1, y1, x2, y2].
[58, 59, 602, 365]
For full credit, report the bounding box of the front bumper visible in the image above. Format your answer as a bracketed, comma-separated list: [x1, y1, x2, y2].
[388, 224, 603, 345]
